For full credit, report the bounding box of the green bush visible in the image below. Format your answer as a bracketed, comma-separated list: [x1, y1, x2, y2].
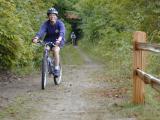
[0, 31, 24, 70]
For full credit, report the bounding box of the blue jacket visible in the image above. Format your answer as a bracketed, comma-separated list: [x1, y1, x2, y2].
[36, 20, 65, 46]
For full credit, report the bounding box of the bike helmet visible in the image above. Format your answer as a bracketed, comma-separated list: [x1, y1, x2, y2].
[47, 7, 58, 16]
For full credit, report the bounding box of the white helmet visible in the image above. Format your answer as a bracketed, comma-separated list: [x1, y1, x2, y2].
[47, 7, 58, 16]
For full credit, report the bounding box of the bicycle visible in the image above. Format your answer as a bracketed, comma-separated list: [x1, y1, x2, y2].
[38, 41, 62, 89]
[72, 38, 76, 46]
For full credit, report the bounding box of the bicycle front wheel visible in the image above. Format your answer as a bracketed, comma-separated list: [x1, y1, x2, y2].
[54, 64, 62, 85]
[41, 57, 48, 89]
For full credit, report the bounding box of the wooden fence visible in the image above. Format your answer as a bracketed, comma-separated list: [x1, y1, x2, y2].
[133, 31, 160, 104]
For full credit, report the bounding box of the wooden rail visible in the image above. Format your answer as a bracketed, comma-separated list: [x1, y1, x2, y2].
[133, 31, 160, 104]
[136, 69, 160, 92]
[136, 42, 160, 53]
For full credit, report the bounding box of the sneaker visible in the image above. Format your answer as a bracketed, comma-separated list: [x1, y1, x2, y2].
[54, 69, 60, 77]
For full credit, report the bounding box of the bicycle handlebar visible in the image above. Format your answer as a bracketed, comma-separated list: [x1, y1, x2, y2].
[37, 41, 56, 47]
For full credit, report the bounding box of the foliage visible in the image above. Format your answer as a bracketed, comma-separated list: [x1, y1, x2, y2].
[0, 0, 43, 71]
[0, 0, 77, 73]
[76, 0, 160, 76]
[0, 31, 21, 69]
[76, 0, 160, 118]
[1, 0, 159, 79]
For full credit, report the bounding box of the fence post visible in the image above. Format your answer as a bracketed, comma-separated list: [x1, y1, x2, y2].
[133, 31, 146, 104]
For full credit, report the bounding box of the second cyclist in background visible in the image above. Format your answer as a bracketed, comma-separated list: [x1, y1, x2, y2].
[32, 7, 66, 77]
[71, 31, 77, 46]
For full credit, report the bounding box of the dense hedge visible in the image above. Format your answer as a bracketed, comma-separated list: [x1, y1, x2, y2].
[1, 0, 159, 75]
[0, 0, 77, 73]
[75, 0, 160, 76]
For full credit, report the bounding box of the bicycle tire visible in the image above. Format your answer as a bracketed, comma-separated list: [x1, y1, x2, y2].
[54, 64, 62, 85]
[41, 57, 48, 89]
[72, 38, 75, 46]
[48, 57, 54, 75]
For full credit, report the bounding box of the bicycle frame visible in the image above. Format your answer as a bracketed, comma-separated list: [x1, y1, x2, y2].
[38, 41, 62, 89]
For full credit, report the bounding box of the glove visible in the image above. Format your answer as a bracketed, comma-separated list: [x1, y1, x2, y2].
[55, 40, 61, 45]
[32, 37, 39, 43]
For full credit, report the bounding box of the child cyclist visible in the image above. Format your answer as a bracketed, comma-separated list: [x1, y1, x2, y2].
[32, 7, 66, 77]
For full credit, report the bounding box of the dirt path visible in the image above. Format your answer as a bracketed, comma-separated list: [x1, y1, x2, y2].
[0, 47, 135, 120]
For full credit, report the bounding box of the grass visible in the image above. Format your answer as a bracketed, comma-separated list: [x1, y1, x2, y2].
[61, 44, 85, 65]
[0, 44, 85, 120]
[1, 41, 160, 120]
[0, 95, 39, 120]
[12, 44, 85, 76]
[79, 40, 160, 120]
[109, 85, 160, 120]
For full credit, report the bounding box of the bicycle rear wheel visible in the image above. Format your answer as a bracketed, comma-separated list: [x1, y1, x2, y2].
[54, 64, 62, 85]
[41, 57, 48, 89]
